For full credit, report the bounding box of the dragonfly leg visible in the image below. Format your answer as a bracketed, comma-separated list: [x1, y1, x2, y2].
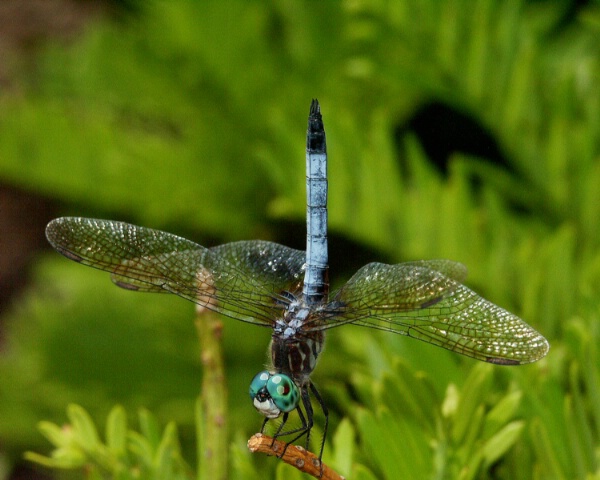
[310, 382, 328, 463]
[263, 384, 327, 465]
[266, 387, 313, 457]
[269, 412, 290, 453]
[284, 385, 325, 477]
[300, 387, 314, 450]
[259, 416, 270, 434]
[272, 412, 290, 439]
[266, 409, 304, 457]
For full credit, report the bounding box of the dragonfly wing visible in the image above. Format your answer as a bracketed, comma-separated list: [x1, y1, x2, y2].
[331, 262, 462, 312]
[112, 275, 167, 292]
[403, 259, 468, 282]
[209, 240, 305, 295]
[110, 240, 306, 296]
[46, 218, 305, 326]
[325, 262, 549, 365]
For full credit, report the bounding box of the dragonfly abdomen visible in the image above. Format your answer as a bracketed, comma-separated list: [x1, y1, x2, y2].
[303, 99, 329, 305]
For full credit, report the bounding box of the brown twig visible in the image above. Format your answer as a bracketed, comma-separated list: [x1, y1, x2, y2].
[247, 433, 345, 479]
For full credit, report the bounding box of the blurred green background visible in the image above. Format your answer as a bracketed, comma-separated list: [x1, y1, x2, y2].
[1, 0, 599, 479]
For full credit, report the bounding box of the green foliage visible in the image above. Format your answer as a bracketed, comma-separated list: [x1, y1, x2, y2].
[1, 0, 599, 478]
[25, 404, 192, 480]
[350, 362, 528, 479]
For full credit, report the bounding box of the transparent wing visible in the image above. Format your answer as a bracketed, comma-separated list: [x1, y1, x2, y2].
[319, 262, 549, 365]
[45, 217, 306, 326]
[402, 259, 468, 283]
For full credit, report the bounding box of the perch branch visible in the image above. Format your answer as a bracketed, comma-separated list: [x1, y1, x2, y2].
[247, 433, 345, 479]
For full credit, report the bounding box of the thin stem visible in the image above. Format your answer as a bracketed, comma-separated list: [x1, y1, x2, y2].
[195, 307, 228, 480]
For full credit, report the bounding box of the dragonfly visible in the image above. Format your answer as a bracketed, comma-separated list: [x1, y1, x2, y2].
[46, 99, 549, 465]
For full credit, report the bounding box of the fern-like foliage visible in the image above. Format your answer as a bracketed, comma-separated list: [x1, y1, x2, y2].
[1, 0, 599, 478]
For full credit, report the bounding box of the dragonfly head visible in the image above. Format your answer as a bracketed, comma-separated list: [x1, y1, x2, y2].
[249, 371, 299, 418]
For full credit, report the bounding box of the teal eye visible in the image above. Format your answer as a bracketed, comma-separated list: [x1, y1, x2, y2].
[249, 370, 270, 400]
[266, 374, 299, 413]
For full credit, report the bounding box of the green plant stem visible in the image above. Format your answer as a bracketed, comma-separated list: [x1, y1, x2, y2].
[195, 307, 228, 480]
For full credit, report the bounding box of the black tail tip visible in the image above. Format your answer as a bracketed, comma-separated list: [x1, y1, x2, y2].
[310, 98, 320, 115]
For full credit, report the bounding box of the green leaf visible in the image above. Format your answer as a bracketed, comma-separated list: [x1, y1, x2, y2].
[67, 404, 100, 450]
[481, 420, 524, 468]
[530, 417, 568, 480]
[356, 407, 432, 479]
[154, 422, 188, 479]
[106, 405, 128, 454]
[138, 408, 162, 451]
[351, 463, 381, 480]
[23, 450, 82, 469]
[127, 431, 154, 468]
[458, 448, 483, 480]
[275, 461, 305, 480]
[379, 360, 439, 435]
[229, 432, 263, 480]
[36, 421, 71, 448]
[331, 418, 355, 476]
[451, 364, 492, 444]
[461, 404, 486, 466]
[482, 390, 522, 439]
[568, 363, 596, 475]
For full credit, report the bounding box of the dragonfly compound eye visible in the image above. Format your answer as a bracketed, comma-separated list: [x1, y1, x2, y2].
[267, 374, 299, 412]
[249, 371, 282, 418]
[249, 370, 270, 399]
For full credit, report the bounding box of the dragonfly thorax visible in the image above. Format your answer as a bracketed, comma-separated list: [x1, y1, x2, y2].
[270, 300, 325, 385]
[280, 304, 310, 338]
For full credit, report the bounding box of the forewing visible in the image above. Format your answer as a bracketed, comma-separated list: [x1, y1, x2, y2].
[403, 259, 468, 282]
[46, 217, 305, 325]
[209, 240, 305, 296]
[324, 262, 549, 364]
